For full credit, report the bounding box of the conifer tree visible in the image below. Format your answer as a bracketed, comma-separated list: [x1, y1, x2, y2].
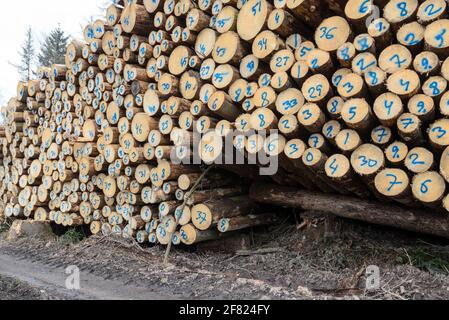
[11, 27, 36, 82]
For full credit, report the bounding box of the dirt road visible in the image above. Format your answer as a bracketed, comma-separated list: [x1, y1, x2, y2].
[0, 236, 311, 300]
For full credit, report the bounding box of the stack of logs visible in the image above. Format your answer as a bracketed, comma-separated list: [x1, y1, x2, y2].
[3, 0, 449, 245]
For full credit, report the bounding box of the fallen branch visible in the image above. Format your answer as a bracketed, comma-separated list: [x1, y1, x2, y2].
[164, 165, 216, 265]
[234, 247, 287, 257]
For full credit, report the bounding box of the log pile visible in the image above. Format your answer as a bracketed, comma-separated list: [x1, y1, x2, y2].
[2, 0, 449, 244]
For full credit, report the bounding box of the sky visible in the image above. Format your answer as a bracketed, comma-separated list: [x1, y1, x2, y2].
[0, 0, 107, 105]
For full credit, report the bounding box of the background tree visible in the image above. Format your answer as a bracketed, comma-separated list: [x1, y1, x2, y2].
[10, 27, 36, 82]
[38, 26, 70, 67]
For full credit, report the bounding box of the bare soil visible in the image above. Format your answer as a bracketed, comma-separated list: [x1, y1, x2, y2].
[1, 215, 449, 300]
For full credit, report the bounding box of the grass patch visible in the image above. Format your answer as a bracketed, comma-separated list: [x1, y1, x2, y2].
[397, 247, 449, 274]
[59, 228, 84, 244]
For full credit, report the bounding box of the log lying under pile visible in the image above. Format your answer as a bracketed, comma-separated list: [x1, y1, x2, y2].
[250, 183, 449, 239]
[2, 0, 449, 245]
